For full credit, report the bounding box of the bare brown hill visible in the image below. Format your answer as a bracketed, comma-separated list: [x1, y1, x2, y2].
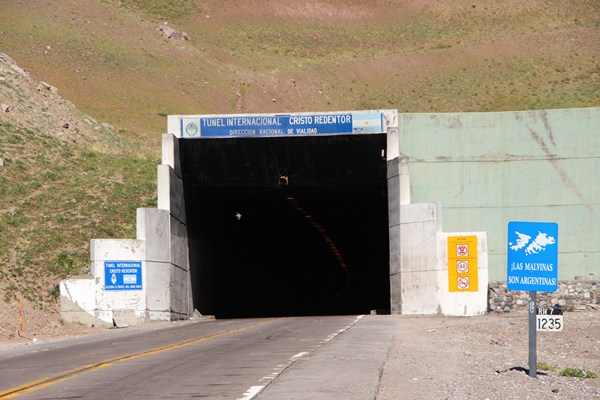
[0, 0, 598, 139]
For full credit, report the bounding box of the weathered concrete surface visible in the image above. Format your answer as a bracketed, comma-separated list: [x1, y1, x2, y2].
[399, 107, 600, 281]
[61, 239, 147, 327]
[60, 207, 191, 326]
[397, 202, 442, 315]
[158, 133, 193, 318]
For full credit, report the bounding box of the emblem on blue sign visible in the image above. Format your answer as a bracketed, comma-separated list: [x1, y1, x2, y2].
[507, 221, 558, 292]
[185, 121, 199, 137]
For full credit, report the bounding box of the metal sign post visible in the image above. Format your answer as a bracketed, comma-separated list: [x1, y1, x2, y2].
[528, 291, 537, 378]
[507, 221, 558, 379]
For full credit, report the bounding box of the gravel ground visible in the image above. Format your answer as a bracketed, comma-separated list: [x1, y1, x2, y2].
[377, 311, 600, 400]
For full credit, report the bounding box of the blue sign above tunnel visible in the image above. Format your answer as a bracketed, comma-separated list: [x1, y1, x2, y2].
[178, 112, 385, 138]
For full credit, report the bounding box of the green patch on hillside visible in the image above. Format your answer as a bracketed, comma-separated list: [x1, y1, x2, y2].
[0, 122, 157, 308]
[0, 1, 221, 140]
[398, 56, 600, 112]
[190, 2, 599, 73]
[107, 0, 197, 21]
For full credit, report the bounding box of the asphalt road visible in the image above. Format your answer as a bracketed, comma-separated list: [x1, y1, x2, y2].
[0, 315, 398, 399]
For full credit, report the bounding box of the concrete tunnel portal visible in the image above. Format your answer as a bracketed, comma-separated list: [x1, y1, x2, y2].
[179, 133, 391, 318]
[60, 108, 497, 326]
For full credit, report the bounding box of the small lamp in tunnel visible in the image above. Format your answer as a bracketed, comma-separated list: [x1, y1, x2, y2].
[278, 169, 289, 186]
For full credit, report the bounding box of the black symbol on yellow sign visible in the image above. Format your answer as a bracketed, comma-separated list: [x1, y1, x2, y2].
[457, 277, 470, 289]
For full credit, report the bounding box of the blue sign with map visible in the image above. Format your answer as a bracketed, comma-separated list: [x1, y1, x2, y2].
[104, 261, 142, 291]
[179, 112, 385, 138]
[507, 221, 558, 292]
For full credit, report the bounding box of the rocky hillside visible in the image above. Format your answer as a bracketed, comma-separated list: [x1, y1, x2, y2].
[0, 53, 156, 340]
[0, 53, 123, 145]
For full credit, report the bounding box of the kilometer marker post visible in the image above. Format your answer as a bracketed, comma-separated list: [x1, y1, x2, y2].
[19, 299, 23, 333]
[528, 291, 537, 378]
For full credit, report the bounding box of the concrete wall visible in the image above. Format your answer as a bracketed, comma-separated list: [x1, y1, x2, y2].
[387, 191, 489, 315]
[398, 107, 600, 281]
[61, 239, 147, 327]
[137, 208, 188, 321]
[60, 207, 192, 326]
[387, 152, 488, 315]
[60, 135, 193, 326]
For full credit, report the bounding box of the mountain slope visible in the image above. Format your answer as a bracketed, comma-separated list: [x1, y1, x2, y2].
[0, 53, 156, 339]
[1, 0, 598, 139]
[0, 0, 598, 340]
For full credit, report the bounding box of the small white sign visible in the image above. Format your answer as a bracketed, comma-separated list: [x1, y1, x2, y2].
[536, 315, 563, 332]
[457, 260, 469, 273]
[456, 244, 469, 257]
[457, 277, 470, 290]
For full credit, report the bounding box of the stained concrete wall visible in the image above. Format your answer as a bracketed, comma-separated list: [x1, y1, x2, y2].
[61, 238, 147, 327]
[60, 208, 190, 327]
[157, 133, 193, 318]
[387, 155, 488, 315]
[395, 202, 443, 314]
[398, 107, 600, 281]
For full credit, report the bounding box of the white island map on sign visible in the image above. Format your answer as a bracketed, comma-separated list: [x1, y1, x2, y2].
[509, 231, 556, 256]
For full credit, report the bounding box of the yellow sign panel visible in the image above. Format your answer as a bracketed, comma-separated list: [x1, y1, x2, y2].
[448, 236, 478, 292]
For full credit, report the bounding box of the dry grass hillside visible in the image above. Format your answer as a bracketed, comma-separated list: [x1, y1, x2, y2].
[0, 0, 598, 340]
[0, 52, 157, 339]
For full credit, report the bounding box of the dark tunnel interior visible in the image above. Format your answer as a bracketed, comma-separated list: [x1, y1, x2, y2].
[179, 134, 390, 318]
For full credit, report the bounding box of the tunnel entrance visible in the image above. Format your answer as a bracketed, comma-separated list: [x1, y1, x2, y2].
[180, 134, 389, 318]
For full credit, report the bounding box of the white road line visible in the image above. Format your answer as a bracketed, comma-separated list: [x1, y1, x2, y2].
[238, 385, 264, 400]
[238, 315, 364, 399]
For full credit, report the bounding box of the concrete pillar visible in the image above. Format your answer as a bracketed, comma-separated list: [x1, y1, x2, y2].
[388, 154, 418, 314]
[397, 202, 443, 314]
[387, 157, 402, 314]
[158, 133, 193, 318]
[137, 208, 171, 321]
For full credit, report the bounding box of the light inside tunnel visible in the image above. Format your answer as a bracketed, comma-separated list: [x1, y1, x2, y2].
[179, 134, 390, 318]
